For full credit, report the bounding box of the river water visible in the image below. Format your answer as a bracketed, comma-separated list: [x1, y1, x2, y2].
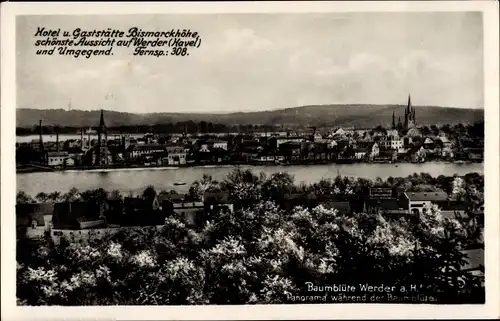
[16, 162, 484, 197]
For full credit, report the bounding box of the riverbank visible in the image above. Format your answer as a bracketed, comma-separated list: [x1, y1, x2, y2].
[16, 159, 481, 174]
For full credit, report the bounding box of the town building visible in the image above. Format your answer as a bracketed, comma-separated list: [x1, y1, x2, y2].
[204, 191, 234, 214]
[45, 151, 71, 167]
[16, 203, 54, 240]
[275, 136, 304, 148]
[162, 196, 205, 226]
[401, 191, 449, 214]
[379, 134, 403, 150]
[126, 144, 166, 159]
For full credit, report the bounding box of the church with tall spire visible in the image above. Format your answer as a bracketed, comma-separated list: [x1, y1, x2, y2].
[392, 95, 416, 131]
[90, 109, 111, 166]
[404, 95, 416, 130]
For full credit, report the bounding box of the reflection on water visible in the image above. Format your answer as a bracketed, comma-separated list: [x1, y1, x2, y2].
[17, 163, 484, 197]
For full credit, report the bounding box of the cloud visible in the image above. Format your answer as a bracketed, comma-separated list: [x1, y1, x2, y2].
[17, 13, 484, 112]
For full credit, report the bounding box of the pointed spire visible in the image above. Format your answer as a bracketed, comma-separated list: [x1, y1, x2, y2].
[407, 94, 412, 112]
[392, 111, 396, 129]
[99, 109, 105, 128]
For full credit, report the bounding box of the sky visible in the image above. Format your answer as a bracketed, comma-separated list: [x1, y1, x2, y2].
[16, 12, 484, 113]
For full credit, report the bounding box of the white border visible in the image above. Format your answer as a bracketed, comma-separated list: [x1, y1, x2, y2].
[2, 1, 499, 320]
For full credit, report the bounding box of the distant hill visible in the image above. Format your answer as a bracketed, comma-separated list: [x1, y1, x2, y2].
[16, 105, 484, 129]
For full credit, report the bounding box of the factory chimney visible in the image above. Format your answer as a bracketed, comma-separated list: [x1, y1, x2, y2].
[80, 128, 84, 150]
[56, 127, 60, 152]
[39, 119, 44, 153]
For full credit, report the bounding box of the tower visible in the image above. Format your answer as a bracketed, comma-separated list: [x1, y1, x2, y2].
[392, 111, 396, 129]
[38, 119, 44, 153]
[96, 109, 107, 165]
[404, 94, 416, 130]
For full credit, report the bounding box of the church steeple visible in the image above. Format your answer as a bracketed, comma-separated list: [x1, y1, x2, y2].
[392, 111, 396, 129]
[404, 94, 415, 130]
[99, 109, 105, 129]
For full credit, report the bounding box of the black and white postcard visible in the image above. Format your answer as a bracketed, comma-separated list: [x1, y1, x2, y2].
[1, 1, 499, 320]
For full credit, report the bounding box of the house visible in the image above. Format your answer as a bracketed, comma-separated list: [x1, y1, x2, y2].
[165, 145, 187, 165]
[256, 149, 278, 162]
[237, 141, 264, 159]
[52, 201, 105, 230]
[401, 191, 449, 214]
[354, 142, 379, 159]
[318, 200, 351, 214]
[423, 137, 435, 149]
[208, 147, 230, 164]
[163, 198, 205, 226]
[121, 197, 165, 226]
[364, 198, 407, 215]
[210, 140, 228, 150]
[279, 142, 301, 161]
[126, 144, 166, 159]
[434, 200, 470, 219]
[435, 137, 454, 157]
[282, 193, 317, 211]
[313, 133, 324, 142]
[275, 136, 304, 148]
[379, 134, 403, 150]
[16, 203, 54, 239]
[45, 151, 70, 167]
[204, 191, 234, 213]
[408, 145, 426, 162]
[354, 148, 367, 160]
[439, 136, 452, 148]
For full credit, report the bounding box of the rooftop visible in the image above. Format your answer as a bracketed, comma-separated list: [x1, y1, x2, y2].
[405, 192, 448, 202]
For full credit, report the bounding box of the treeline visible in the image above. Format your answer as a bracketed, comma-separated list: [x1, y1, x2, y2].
[16, 105, 484, 129]
[16, 122, 283, 136]
[17, 171, 484, 207]
[16, 120, 484, 138]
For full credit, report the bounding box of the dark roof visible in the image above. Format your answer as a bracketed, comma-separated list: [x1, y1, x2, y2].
[124, 197, 153, 209]
[17, 213, 46, 227]
[434, 200, 469, 211]
[66, 147, 84, 154]
[126, 144, 166, 152]
[405, 192, 448, 202]
[158, 193, 187, 202]
[378, 198, 402, 210]
[365, 198, 402, 210]
[278, 142, 301, 148]
[318, 201, 351, 212]
[284, 193, 317, 200]
[16, 203, 54, 216]
[204, 191, 230, 203]
[53, 202, 102, 228]
[440, 210, 467, 220]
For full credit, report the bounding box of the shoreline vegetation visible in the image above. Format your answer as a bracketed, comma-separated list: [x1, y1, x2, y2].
[16, 170, 485, 305]
[16, 159, 484, 174]
[17, 170, 485, 203]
